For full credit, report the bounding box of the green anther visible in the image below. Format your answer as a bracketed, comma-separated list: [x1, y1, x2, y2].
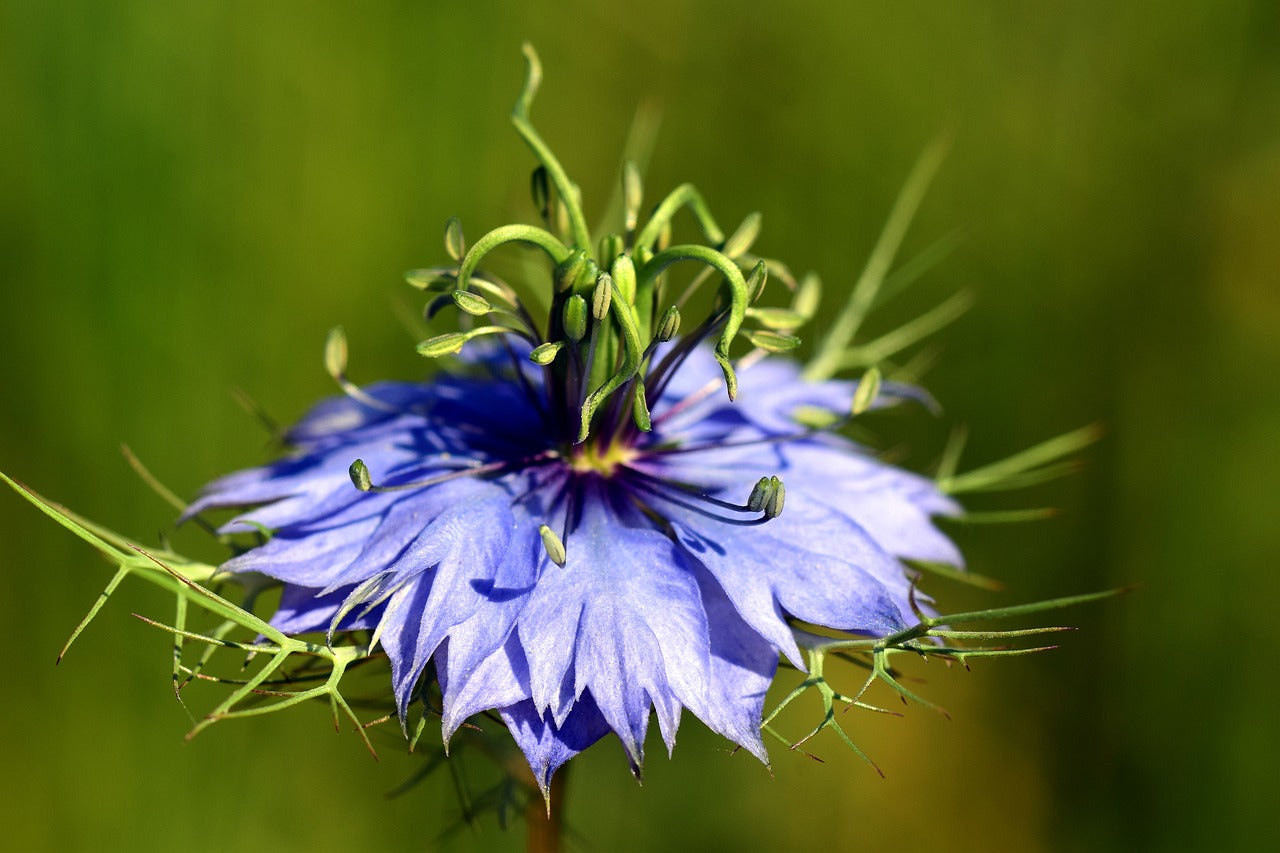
[623, 161, 643, 233]
[451, 290, 492, 316]
[631, 381, 652, 432]
[655, 305, 680, 342]
[556, 249, 589, 293]
[456, 223, 571, 294]
[791, 405, 842, 429]
[416, 332, 468, 358]
[721, 211, 762, 258]
[611, 254, 637, 305]
[851, 366, 882, 416]
[746, 260, 769, 302]
[530, 165, 551, 220]
[745, 329, 801, 352]
[563, 295, 588, 342]
[529, 340, 565, 365]
[747, 476, 771, 512]
[573, 257, 600, 295]
[599, 234, 624, 272]
[793, 272, 822, 319]
[764, 476, 785, 519]
[592, 273, 613, 320]
[348, 459, 372, 492]
[415, 326, 509, 358]
[745, 306, 806, 330]
[404, 268, 456, 292]
[538, 524, 567, 567]
[444, 216, 466, 261]
[324, 326, 348, 379]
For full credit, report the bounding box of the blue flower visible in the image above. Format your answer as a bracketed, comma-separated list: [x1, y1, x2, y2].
[180, 46, 964, 796]
[186, 340, 961, 793]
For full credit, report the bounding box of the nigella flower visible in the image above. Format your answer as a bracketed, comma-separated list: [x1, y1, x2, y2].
[180, 46, 965, 796]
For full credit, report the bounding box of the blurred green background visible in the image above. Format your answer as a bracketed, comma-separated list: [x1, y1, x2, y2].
[2, 1, 1276, 850]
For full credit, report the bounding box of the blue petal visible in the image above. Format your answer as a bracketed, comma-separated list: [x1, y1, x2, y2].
[516, 482, 711, 766]
[267, 584, 383, 634]
[658, 485, 909, 667]
[500, 694, 611, 800]
[682, 565, 776, 763]
[370, 486, 519, 718]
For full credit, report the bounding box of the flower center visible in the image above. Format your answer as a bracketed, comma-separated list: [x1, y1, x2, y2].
[568, 441, 635, 477]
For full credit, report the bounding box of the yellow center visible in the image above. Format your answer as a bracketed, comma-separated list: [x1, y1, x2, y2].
[568, 442, 634, 476]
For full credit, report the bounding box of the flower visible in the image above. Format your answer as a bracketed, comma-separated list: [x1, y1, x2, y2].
[180, 46, 965, 796]
[186, 337, 960, 792]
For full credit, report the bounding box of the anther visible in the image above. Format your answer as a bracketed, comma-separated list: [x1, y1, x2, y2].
[325, 326, 349, 380]
[611, 254, 637, 305]
[592, 273, 613, 320]
[349, 459, 373, 492]
[563, 294, 588, 342]
[539, 524, 567, 567]
[325, 327, 401, 413]
[444, 216, 466, 261]
[415, 331, 470, 358]
[850, 366, 882, 416]
[763, 476, 786, 519]
[598, 234, 624, 271]
[744, 329, 801, 353]
[746, 259, 769, 302]
[655, 305, 681, 343]
[721, 212, 762, 258]
[451, 290, 492, 316]
[529, 340, 565, 365]
[416, 326, 510, 359]
[747, 476, 785, 518]
[530, 165, 551, 221]
[556, 249, 589, 293]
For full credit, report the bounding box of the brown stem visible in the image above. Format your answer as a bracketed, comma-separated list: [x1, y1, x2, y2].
[525, 768, 568, 853]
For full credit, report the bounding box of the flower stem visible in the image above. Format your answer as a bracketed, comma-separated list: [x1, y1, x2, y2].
[525, 768, 568, 853]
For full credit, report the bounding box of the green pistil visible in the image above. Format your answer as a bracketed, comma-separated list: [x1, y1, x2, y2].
[412, 44, 815, 447]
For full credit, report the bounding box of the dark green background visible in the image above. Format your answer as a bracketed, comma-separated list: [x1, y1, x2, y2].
[2, 2, 1276, 850]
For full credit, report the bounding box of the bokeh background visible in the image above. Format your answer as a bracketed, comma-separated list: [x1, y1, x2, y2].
[2, 1, 1276, 851]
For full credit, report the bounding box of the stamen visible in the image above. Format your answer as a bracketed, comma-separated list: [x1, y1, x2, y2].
[623, 161, 643, 240]
[416, 325, 530, 359]
[654, 305, 681, 343]
[529, 340, 565, 365]
[562, 295, 588, 342]
[348, 450, 559, 494]
[451, 290, 492, 316]
[444, 216, 466, 261]
[622, 467, 784, 524]
[850, 366, 882, 416]
[323, 326, 405, 414]
[538, 524, 567, 567]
